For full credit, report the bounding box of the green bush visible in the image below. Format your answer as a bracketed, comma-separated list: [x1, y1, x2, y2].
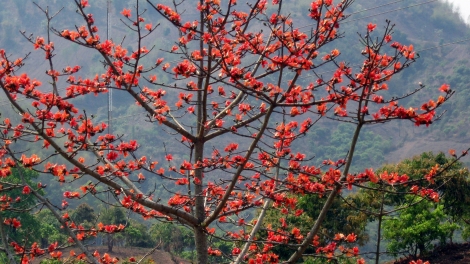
[383, 198, 458, 257]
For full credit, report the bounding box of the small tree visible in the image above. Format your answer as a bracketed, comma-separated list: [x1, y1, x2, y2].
[259, 193, 368, 261]
[347, 152, 470, 262]
[99, 207, 127, 252]
[383, 198, 458, 258]
[0, 0, 457, 263]
[71, 203, 97, 228]
[124, 220, 155, 248]
[149, 222, 194, 254]
[35, 210, 68, 249]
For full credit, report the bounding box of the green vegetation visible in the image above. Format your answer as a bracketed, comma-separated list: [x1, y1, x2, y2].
[359, 152, 470, 260]
[383, 198, 458, 257]
[149, 222, 194, 254]
[306, 123, 393, 171]
[0, 168, 43, 244]
[272, 152, 470, 262]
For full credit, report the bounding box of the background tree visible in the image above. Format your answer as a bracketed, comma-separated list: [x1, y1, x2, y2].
[0, 0, 458, 263]
[0, 168, 43, 262]
[123, 220, 154, 248]
[71, 203, 97, 228]
[149, 222, 194, 255]
[347, 152, 470, 262]
[382, 198, 458, 258]
[259, 194, 368, 261]
[35, 210, 68, 249]
[99, 206, 127, 253]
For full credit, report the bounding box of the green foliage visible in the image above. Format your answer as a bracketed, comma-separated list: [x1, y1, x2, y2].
[124, 220, 154, 248]
[100, 206, 127, 226]
[256, 153, 468, 262]
[383, 198, 458, 257]
[347, 152, 470, 261]
[368, 152, 470, 259]
[35, 209, 69, 247]
[304, 255, 362, 264]
[308, 123, 393, 171]
[376, 152, 470, 208]
[71, 203, 97, 228]
[1, 168, 45, 246]
[258, 194, 367, 261]
[39, 260, 67, 264]
[430, 1, 467, 35]
[99, 206, 128, 252]
[149, 222, 195, 254]
[299, 195, 369, 245]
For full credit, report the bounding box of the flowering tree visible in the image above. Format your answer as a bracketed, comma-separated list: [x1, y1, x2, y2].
[0, 0, 457, 263]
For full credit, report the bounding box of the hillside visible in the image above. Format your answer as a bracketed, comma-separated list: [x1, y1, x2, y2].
[1, 0, 469, 169]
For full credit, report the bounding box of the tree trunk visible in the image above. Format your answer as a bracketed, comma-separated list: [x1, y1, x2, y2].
[418, 243, 425, 257]
[194, 227, 208, 264]
[375, 214, 383, 264]
[375, 191, 385, 264]
[0, 215, 17, 264]
[107, 234, 113, 252]
[287, 123, 364, 263]
[40, 237, 48, 249]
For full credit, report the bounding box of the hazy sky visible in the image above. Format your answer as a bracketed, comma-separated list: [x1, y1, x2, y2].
[445, 0, 470, 23]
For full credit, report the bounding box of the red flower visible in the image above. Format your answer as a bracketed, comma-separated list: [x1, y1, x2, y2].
[224, 143, 238, 152]
[12, 218, 21, 228]
[439, 83, 450, 93]
[449, 149, 456, 157]
[367, 23, 376, 32]
[165, 154, 173, 161]
[80, 0, 90, 8]
[232, 247, 241, 255]
[22, 186, 31, 194]
[121, 8, 131, 18]
[106, 151, 119, 161]
[175, 178, 189, 185]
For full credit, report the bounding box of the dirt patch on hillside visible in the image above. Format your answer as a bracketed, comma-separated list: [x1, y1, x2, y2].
[375, 121, 469, 165]
[386, 138, 466, 164]
[391, 243, 470, 264]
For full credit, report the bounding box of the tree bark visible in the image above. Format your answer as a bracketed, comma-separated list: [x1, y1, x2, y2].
[0, 214, 17, 264]
[107, 234, 113, 252]
[375, 190, 385, 264]
[194, 227, 208, 264]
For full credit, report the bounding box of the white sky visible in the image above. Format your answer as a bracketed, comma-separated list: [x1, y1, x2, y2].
[444, 0, 470, 23]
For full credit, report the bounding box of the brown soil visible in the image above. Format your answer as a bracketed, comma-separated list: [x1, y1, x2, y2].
[391, 243, 470, 264]
[31, 245, 192, 264]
